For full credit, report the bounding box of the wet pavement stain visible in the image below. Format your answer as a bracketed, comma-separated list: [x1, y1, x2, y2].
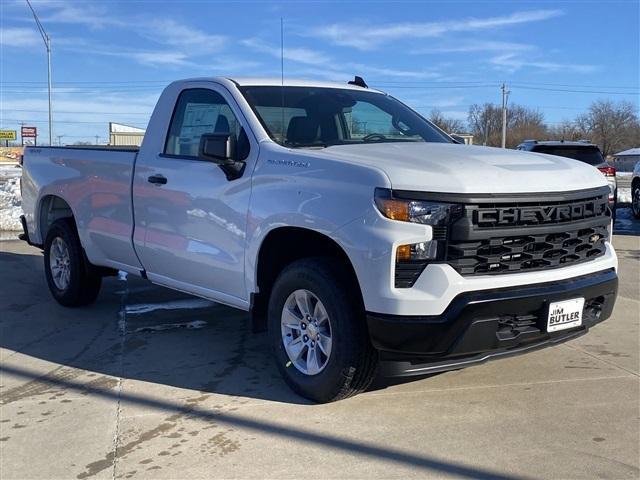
[76, 421, 177, 479]
[0, 367, 80, 405]
[202, 432, 241, 457]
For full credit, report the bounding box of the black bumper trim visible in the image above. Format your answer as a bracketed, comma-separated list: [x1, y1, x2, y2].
[379, 327, 587, 377]
[367, 269, 618, 376]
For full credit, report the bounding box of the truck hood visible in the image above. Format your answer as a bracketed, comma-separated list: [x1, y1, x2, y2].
[317, 143, 607, 194]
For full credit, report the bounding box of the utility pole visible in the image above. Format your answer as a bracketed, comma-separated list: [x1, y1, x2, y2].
[94, 135, 100, 145]
[56, 135, 64, 146]
[483, 117, 489, 146]
[501, 83, 510, 149]
[26, 0, 53, 146]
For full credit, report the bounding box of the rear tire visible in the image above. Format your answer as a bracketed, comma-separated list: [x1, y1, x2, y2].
[44, 218, 102, 307]
[268, 257, 377, 403]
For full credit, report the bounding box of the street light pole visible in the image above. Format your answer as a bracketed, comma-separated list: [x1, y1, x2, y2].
[26, 0, 53, 146]
[46, 36, 52, 146]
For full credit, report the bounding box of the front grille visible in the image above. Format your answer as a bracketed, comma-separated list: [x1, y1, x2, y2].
[447, 225, 608, 275]
[390, 186, 611, 286]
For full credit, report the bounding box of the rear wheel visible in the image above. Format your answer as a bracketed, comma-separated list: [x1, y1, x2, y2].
[633, 184, 640, 219]
[268, 257, 377, 403]
[44, 218, 102, 307]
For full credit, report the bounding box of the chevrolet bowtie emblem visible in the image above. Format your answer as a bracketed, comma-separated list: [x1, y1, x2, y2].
[590, 234, 601, 243]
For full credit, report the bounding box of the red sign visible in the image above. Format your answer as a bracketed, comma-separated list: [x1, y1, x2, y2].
[21, 126, 37, 138]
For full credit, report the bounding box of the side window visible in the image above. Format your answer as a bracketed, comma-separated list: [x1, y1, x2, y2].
[164, 89, 240, 157]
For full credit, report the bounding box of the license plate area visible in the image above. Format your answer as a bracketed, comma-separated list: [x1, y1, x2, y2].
[547, 298, 585, 332]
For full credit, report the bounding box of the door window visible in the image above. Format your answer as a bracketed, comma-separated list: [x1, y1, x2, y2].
[165, 89, 240, 157]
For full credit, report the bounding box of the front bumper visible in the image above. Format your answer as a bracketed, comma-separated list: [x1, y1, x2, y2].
[367, 269, 618, 377]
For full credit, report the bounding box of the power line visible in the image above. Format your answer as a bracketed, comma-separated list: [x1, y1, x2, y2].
[512, 85, 639, 95]
[1, 118, 148, 126]
[1, 79, 637, 89]
[2, 109, 152, 115]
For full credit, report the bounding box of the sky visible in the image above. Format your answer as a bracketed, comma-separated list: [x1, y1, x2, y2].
[0, 0, 638, 145]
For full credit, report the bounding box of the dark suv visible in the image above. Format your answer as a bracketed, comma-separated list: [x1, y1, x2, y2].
[517, 140, 617, 220]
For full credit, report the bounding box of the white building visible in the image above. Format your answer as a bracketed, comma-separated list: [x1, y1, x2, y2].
[109, 122, 145, 146]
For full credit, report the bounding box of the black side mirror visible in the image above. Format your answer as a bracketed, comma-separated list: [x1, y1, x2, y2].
[199, 132, 246, 181]
[450, 134, 466, 144]
[198, 133, 236, 164]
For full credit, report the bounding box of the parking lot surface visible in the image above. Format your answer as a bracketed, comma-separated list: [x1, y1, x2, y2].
[1, 234, 638, 479]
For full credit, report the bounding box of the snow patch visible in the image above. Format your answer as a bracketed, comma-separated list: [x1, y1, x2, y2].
[0, 165, 23, 231]
[617, 188, 631, 205]
[132, 320, 208, 333]
[125, 298, 216, 314]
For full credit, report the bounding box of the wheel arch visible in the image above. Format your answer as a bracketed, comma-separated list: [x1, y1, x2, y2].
[250, 226, 363, 332]
[37, 194, 76, 244]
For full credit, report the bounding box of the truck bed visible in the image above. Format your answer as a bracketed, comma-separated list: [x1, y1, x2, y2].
[22, 145, 142, 272]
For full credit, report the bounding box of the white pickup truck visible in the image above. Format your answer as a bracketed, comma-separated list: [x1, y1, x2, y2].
[21, 77, 618, 402]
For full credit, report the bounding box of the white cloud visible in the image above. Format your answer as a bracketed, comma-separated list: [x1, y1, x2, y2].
[242, 38, 331, 66]
[311, 10, 564, 50]
[138, 19, 226, 54]
[129, 51, 191, 67]
[242, 38, 441, 80]
[490, 53, 598, 73]
[0, 27, 43, 47]
[411, 41, 534, 55]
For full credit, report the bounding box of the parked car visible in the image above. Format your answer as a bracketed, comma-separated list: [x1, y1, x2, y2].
[516, 140, 617, 221]
[632, 161, 640, 219]
[20, 77, 618, 402]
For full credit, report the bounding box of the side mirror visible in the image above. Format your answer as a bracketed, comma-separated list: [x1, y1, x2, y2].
[450, 134, 466, 144]
[198, 133, 236, 164]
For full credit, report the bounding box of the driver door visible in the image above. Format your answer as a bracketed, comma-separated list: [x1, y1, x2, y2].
[132, 86, 254, 308]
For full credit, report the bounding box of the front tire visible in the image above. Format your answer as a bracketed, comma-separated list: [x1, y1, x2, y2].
[268, 258, 377, 403]
[44, 218, 102, 307]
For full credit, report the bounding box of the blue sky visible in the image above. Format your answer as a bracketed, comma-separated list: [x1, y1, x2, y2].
[1, 0, 638, 144]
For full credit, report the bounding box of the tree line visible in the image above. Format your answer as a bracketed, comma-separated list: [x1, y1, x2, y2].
[428, 99, 640, 156]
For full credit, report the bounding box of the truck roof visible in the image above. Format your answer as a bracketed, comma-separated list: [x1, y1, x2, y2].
[176, 76, 385, 93]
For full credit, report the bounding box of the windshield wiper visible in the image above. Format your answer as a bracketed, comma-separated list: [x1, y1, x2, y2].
[285, 142, 328, 149]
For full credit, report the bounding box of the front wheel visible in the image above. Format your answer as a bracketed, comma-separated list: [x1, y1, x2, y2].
[268, 258, 377, 403]
[633, 184, 640, 219]
[44, 218, 102, 307]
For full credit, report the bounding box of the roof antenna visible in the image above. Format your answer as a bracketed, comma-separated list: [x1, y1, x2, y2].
[348, 76, 368, 88]
[280, 17, 285, 144]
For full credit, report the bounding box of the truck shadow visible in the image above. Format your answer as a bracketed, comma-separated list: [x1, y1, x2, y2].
[0, 247, 421, 406]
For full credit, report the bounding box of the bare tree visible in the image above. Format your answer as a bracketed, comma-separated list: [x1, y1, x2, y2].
[428, 109, 466, 134]
[468, 103, 546, 148]
[546, 121, 585, 141]
[574, 100, 640, 156]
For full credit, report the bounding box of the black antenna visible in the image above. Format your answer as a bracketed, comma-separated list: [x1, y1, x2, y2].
[348, 76, 368, 88]
[280, 18, 285, 144]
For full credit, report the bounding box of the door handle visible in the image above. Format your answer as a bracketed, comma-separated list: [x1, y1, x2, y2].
[147, 174, 167, 185]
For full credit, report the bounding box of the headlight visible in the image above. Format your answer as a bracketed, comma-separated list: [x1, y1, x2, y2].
[374, 188, 462, 226]
[374, 188, 464, 288]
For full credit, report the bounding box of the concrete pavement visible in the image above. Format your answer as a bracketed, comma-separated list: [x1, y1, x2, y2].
[1, 235, 638, 479]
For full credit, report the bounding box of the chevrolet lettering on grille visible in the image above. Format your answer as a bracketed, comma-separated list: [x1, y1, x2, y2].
[475, 199, 608, 226]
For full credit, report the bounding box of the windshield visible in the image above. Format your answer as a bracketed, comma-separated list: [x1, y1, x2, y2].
[533, 145, 604, 165]
[239, 86, 452, 147]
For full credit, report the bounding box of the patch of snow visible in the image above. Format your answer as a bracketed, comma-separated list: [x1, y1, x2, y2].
[125, 298, 216, 314]
[617, 188, 631, 204]
[118, 270, 128, 281]
[0, 166, 23, 231]
[131, 320, 208, 333]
